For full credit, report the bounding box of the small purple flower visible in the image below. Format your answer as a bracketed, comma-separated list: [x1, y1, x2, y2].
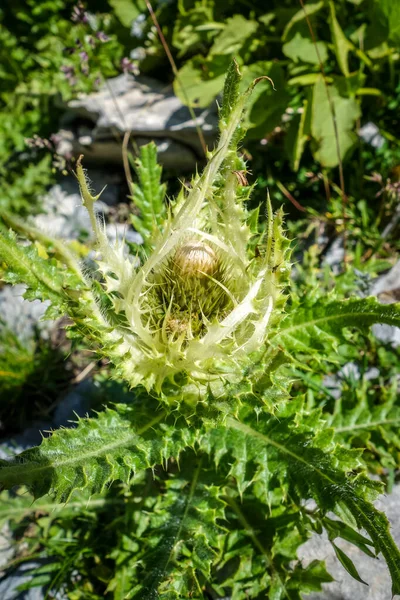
[79, 51, 89, 76]
[49, 133, 62, 146]
[87, 35, 96, 48]
[25, 135, 53, 150]
[96, 31, 110, 43]
[71, 1, 89, 24]
[121, 57, 138, 75]
[61, 65, 77, 86]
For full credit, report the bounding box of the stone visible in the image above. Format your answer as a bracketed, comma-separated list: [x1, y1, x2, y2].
[358, 122, 385, 149]
[56, 74, 218, 171]
[370, 260, 400, 347]
[300, 485, 400, 600]
[0, 285, 50, 341]
[33, 169, 123, 240]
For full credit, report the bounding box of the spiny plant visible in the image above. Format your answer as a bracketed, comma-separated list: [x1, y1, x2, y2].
[1, 61, 400, 598]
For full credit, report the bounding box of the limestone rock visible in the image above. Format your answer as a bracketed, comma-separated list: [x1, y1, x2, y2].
[57, 75, 218, 171]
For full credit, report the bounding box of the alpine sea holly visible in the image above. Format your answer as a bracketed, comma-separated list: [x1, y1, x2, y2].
[1, 61, 400, 598]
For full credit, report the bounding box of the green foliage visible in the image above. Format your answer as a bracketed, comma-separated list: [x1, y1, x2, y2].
[0, 0, 126, 214]
[0, 402, 196, 502]
[129, 141, 167, 250]
[131, 0, 400, 177]
[0, 321, 70, 434]
[272, 295, 400, 364]
[1, 61, 400, 599]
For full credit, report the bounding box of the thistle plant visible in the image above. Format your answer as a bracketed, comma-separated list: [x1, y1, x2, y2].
[1, 62, 400, 598]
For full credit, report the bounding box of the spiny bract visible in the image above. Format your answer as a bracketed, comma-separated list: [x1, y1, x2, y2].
[76, 62, 291, 400]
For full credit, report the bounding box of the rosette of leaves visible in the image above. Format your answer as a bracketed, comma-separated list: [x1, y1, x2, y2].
[1, 62, 400, 598]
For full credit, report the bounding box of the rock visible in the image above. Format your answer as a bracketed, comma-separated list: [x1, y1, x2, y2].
[300, 485, 400, 600]
[0, 560, 64, 600]
[57, 74, 218, 171]
[0, 285, 50, 341]
[370, 260, 400, 347]
[358, 122, 385, 149]
[34, 169, 123, 240]
[322, 237, 345, 272]
[0, 525, 14, 571]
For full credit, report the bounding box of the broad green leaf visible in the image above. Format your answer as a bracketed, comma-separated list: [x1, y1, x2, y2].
[282, 2, 325, 40]
[209, 15, 258, 56]
[283, 32, 328, 65]
[311, 75, 360, 167]
[243, 61, 290, 137]
[174, 58, 226, 108]
[109, 0, 145, 28]
[379, 0, 400, 44]
[288, 73, 333, 86]
[173, 2, 219, 58]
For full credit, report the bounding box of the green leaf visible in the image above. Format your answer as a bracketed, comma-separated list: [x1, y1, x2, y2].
[282, 1, 325, 40]
[283, 32, 328, 65]
[244, 61, 290, 136]
[284, 98, 310, 170]
[311, 75, 361, 167]
[213, 415, 400, 595]
[129, 142, 167, 249]
[332, 542, 368, 585]
[220, 59, 241, 124]
[173, 58, 226, 108]
[379, 0, 400, 44]
[128, 458, 226, 599]
[323, 516, 376, 558]
[0, 405, 195, 502]
[329, 1, 353, 77]
[271, 296, 400, 363]
[209, 15, 258, 56]
[0, 228, 69, 305]
[108, 0, 145, 28]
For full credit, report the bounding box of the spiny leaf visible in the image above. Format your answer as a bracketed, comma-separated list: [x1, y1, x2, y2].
[129, 141, 167, 248]
[129, 458, 226, 599]
[200, 413, 400, 595]
[271, 296, 400, 363]
[0, 405, 195, 502]
[219, 58, 241, 125]
[0, 227, 73, 305]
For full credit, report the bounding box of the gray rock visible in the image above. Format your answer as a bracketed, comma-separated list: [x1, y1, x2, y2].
[370, 260, 400, 347]
[322, 237, 345, 272]
[0, 560, 65, 600]
[358, 122, 385, 149]
[0, 285, 50, 341]
[0, 525, 14, 571]
[300, 485, 400, 600]
[57, 74, 218, 171]
[34, 170, 122, 240]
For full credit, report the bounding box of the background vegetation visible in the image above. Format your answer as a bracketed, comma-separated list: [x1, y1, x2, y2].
[0, 0, 399, 598]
